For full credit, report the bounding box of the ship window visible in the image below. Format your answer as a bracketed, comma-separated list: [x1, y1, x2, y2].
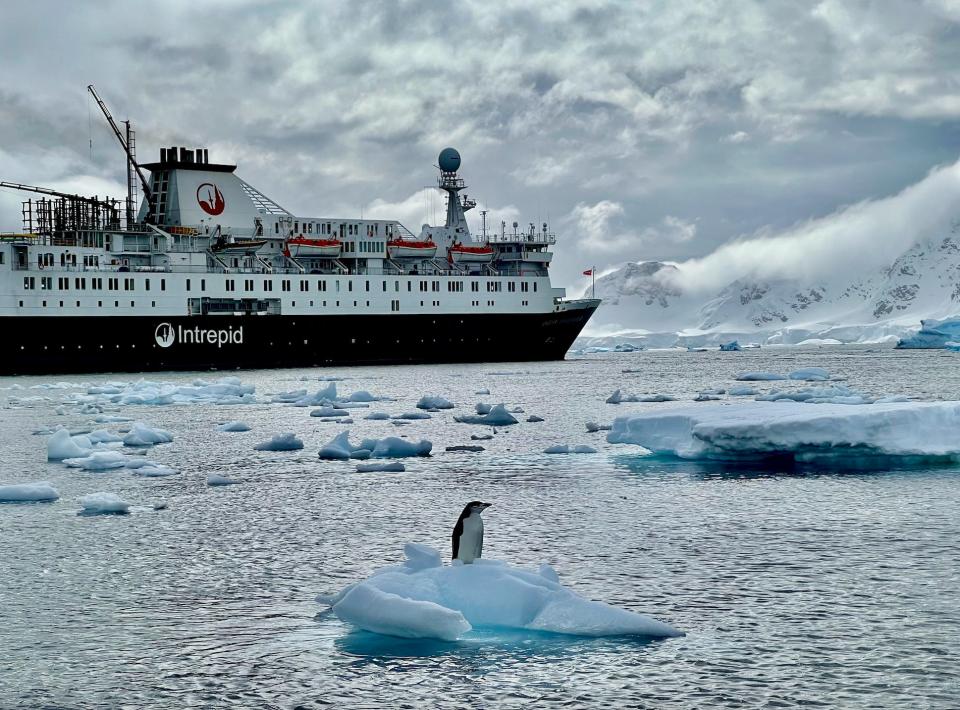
[407, 282, 412, 292]
[186, 278, 191, 291]
[382, 280, 386, 291]
[365, 280, 370, 292]
[145, 279, 151, 291]
[98, 300, 101, 307]
[161, 279, 166, 291]
[348, 281, 353, 292]
[395, 281, 399, 292]
[275, 222, 279, 234]
[294, 221, 299, 232]
[300, 280, 308, 292]
[130, 301, 135, 307]
[308, 223, 313, 234]
[471, 281, 479, 292]
[201, 279, 206, 291]
[533, 282, 537, 292]
[152, 301, 156, 307]
[41, 277, 52, 290]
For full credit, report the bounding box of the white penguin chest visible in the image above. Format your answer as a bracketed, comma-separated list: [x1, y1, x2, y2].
[459, 515, 484, 562]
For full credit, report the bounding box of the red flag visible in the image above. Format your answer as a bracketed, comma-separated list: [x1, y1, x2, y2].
[583, 269, 593, 276]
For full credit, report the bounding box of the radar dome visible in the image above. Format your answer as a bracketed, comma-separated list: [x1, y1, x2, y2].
[438, 147, 461, 173]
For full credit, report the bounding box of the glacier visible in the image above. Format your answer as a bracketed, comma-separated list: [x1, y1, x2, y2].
[607, 401, 960, 462]
[320, 543, 682, 641]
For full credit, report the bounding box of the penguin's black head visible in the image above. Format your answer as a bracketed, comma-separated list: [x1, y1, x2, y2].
[462, 501, 492, 516]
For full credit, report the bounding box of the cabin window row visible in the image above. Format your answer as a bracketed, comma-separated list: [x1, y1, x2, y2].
[23, 276, 166, 292]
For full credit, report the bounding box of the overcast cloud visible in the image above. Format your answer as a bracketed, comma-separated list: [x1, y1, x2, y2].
[1, 0, 959, 291]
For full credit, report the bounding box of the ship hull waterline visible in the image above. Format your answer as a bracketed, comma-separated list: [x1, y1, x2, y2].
[2, 306, 597, 375]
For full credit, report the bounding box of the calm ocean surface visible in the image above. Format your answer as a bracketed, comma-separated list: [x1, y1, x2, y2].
[2, 346, 958, 709]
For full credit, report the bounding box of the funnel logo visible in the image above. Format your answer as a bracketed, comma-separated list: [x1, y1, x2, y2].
[197, 183, 225, 216]
[155, 322, 176, 348]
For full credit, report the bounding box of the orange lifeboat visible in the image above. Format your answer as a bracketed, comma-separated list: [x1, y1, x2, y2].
[286, 236, 342, 258]
[387, 238, 437, 259]
[449, 242, 495, 264]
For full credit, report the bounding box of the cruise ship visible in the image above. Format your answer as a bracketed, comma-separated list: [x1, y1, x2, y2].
[0, 89, 599, 375]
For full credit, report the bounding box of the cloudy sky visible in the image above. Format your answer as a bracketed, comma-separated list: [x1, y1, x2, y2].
[2, 0, 959, 292]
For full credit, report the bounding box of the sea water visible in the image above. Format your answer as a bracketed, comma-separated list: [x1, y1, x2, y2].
[1, 346, 958, 708]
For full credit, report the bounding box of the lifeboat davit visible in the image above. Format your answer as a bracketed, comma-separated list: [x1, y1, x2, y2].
[286, 236, 342, 258]
[387, 238, 437, 260]
[449, 242, 495, 264]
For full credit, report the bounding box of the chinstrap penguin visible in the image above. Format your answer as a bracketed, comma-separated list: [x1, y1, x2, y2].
[452, 501, 492, 563]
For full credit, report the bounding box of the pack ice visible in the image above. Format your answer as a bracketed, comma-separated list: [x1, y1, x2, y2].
[607, 400, 960, 461]
[74, 377, 255, 406]
[321, 543, 682, 641]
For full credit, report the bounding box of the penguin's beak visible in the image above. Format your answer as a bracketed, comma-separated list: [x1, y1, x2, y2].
[481, 502, 492, 509]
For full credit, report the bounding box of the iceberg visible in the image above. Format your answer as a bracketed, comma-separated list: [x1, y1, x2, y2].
[719, 341, 741, 351]
[122, 422, 173, 447]
[323, 543, 682, 641]
[896, 317, 960, 349]
[47, 430, 94, 461]
[217, 421, 251, 432]
[454, 404, 519, 426]
[735, 372, 787, 381]
[356, 462, 406, 473]
[78, 492, 130, 515]
[608, 400, 960, 462]
[254, 433, 304, 451]
[416, 396, 455, 410]
[0, 482, 60, 502]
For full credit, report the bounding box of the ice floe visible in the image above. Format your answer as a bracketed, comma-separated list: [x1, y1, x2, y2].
[0, 482, 60, 502]
[544, 445, 598, 454]
[454, 404, 519, 425]
[788, 367, 831, 381]
[311, 406, 350, 418]
[606, 389, 675, 403]
[735, 372, 787, 381]
[356, 462, 406, 473]
[322, 543, 682, 641]
[130, 463, 178, 477]
[608, 400, 960, 462]
[416, 396, 455, 410]
[254, 433, 304, 451]
[756, 384, 873, 405]
[364, 412, 390, 420]
[218, 421, 251, 432]
[207, 474, 241, 486]
[122, 422, 173, 447]
[74, 377, 255, 406]
[393, 412, 432, 420]
[78, 492, 130, 515]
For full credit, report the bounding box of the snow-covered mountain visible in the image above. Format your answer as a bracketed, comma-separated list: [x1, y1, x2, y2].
[580, 227, 960, 348]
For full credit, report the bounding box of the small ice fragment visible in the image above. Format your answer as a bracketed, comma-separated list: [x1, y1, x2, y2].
[207, 474, 241, 486]
[788, 367, 831, 381]
[310, 407, 349, 417]
[318, 431, 354, 459]
[606, 389, 622, 404]
[364, 412, 390, 420]
[694, 394, 722, 402]
[153, 501, 168, 510]
[78, 492, 130, 515]
[371, 437, 432, 458]
[474, 388, 490, 395]
[394, 412, 432, 420]
[416, 396, 454, 410]
[445, 445, 484, 452]
[63, 451, 129, 471]
[735, 372, 787, 381]
[122, 422, 173, 447]
[454, 404, 519, 426]
[544, 444, 597, 454]
[254, 433, 304, 451]
[526, 415, 545, 422]
[0, 482, 60, 502]
[131, 464, 178, 477]
[356, 461, 406, 472]
[218, 421, 251, 432]
[728, 385, 758, 396]
[471, 434, 494, 440]
[47, 430, 93, 461]
[475, 403, 493, 415]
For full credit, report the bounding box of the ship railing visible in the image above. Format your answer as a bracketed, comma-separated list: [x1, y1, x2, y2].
[484, 231, 556, 245]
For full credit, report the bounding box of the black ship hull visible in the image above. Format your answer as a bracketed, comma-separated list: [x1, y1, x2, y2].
[1, 306, 597, 375]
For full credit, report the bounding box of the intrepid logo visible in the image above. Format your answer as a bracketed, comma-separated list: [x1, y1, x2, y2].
[154, 322, 243, 348]
[197, 182, 225, 215]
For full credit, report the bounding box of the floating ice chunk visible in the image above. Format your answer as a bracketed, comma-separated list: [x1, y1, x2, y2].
[475, 388, 490, 395]
[286, 382, 338, 407]
[639, 394, 676, 402]
[608, 400, 960, 461]
[254, 433, 304, 451]
[475, 403, 493, 415]
[76, 377, 255, 406]
[78, 492, 130, 515]
[446, 445, 484, 452]
[318, 431, 355, 459]
[756, 385, 871, 405]
[339, 418, 354, 424]
[544, 444, 597, 454]
[47, 430, 94, 461]
[311, 406, 350, 418]
[272, 389, 307, 403]
[735, 372, 787, 381]
[700, 388, 725, 395]
[371, 437, 432, 458]
[356, 461, 406, 472]
[325, 544, 682, 641]
[728, 385, 758, 396]
[0, 482, 59, 502]
[606, 389, 623, 404]
[694, 394, 722, 402]
[455, 404, 519, 426]
[207, 474, 241, 486]
[348, 390, 378, 402]
[789, 367, 831, 381]
[131, 464, 179, 477]
[94, 414, 133, 423]
[585, 422, 612, 432]
[719, 341, 741, 351]
[153, 501, 168, 510]
[416, 396, 454, 410]
[471, 434, 493, 440]
[218, 421, 251, 432]
[63, 451, 129, 471]
[350, 449, 372, 460]
[123, 422, 173, 447]
[364, 412, 390, 420]
[394, 412, 432, 420]
[614, 343, 641, 352]
[510, 407, 525, 413]
[526, 415, 544, 422]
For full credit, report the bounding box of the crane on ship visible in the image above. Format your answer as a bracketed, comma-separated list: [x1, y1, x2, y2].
[87, 84, 155, 225]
